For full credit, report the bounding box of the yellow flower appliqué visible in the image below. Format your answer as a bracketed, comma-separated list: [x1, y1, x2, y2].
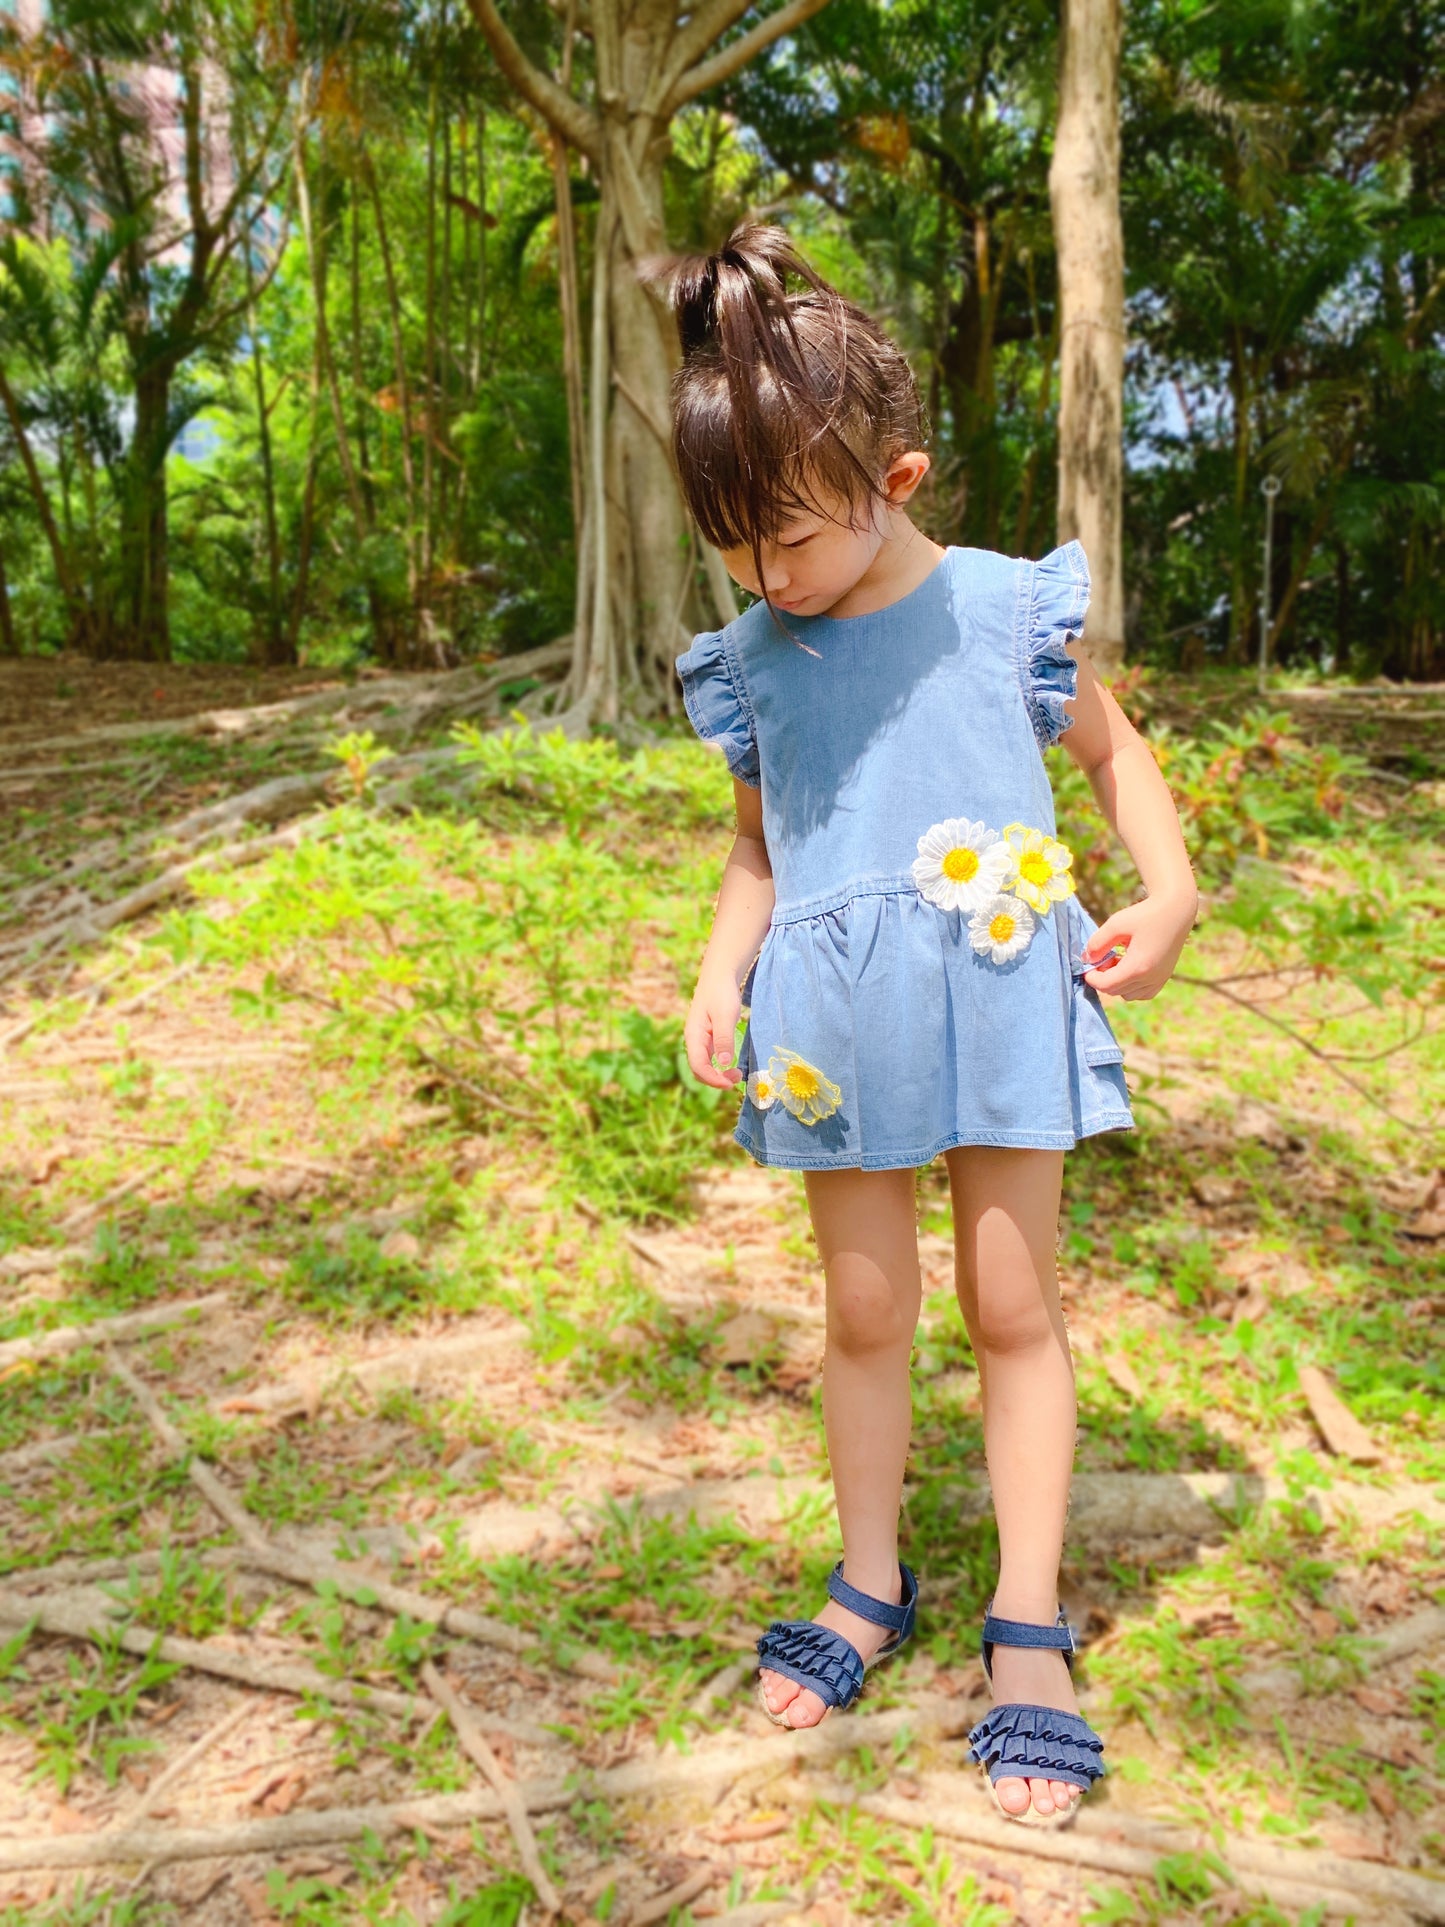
[1000, 823, 1077, 915]
[764, 1048, 843, 1126]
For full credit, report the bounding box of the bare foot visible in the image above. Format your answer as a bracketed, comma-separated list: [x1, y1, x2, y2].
[985, 1641, 1086, 1819]
[759, 1570, 904, 1729]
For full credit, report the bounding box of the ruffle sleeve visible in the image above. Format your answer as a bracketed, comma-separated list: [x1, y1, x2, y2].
[1019, 539, 1090, 751]
[675, 629, 760, 788]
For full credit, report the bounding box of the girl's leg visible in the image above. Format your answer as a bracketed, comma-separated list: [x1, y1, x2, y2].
[759, 1166, 922, 1729]
[944, 1145, 1081, 1820]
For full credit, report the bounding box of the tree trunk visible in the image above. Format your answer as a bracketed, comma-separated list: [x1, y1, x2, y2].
[116, 361, 173, 663]
[0, 531, 17, 655]
[245, 213, 290, 666]
[1049, 0, 1125, 671]
[467, 0, 834, 719]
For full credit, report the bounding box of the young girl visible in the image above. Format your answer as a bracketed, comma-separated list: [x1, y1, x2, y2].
[670, 227, 1197, 1826]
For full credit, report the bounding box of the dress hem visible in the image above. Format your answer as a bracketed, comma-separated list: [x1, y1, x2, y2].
[733, 1112, 1135, 1172]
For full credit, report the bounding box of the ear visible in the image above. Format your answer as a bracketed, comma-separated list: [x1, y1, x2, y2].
[883, 451, 931, 504]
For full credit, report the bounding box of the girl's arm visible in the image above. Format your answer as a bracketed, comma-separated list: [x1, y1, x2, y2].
[1060, 653, 1199, 1000]
[685, 778, 776, 1087]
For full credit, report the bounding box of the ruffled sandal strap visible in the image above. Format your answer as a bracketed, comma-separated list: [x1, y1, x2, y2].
[755, 1619, 865, 1711]
[966, 1701, 1106, 1792]
[826, 1561, 919, 1650]
[981, 1605, 1076, 1682]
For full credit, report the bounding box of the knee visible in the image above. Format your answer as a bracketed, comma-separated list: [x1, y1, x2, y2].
[827, 1274, 916, 1360]
[960, 1266, 1060, 1359]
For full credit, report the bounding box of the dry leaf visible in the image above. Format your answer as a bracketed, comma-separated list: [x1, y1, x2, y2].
[1299, 1365, 1383, 1463]
[703, 1816, 789, 1844]
[1351, 1685, 1404, 1716]
[49, 1802, 92, 1835]
[258, 1770, 306, 1816]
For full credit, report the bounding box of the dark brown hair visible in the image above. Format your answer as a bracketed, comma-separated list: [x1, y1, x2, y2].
[665, 225, 925, 581]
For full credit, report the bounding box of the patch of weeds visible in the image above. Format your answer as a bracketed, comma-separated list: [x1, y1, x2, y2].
[799, 1802, 1010, 1925]
[72, 1222, 167, 1306]
[1410, 1667, 1445, 1773]
[102, 1548, 257, 1641]
[16, 1627, 180, 1796]
[243, 1436, 371, 1530]
[1083, 1857, 1330, 1925]
[281, 1226, 463, 1326]
[0, 1888, 173, 1927]
[9, 1433, 192, 1570]
[474, 1506, 770, 1724]
[0, 1354, 118, 1455]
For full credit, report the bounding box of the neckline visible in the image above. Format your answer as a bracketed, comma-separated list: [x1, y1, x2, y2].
[798, 544, 954, 626]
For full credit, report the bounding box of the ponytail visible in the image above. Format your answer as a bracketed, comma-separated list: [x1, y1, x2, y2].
[662, 224, 925, 575]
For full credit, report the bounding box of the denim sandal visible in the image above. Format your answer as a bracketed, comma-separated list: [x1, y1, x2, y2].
[965, 1604, 1106, 1827]
[755, 1561, 919, 1728]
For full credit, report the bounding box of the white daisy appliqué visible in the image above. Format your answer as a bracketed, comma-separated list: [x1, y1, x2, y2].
[968, 893, 1036, 965]
[911, 818, 1010, 913]
[746, 1068, 778, 1110]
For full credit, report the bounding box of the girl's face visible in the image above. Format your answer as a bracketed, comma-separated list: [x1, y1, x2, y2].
[717, 454, 930, 616]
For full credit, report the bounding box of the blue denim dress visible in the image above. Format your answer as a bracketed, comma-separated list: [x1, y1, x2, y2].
[676, 541, 1134, 1171]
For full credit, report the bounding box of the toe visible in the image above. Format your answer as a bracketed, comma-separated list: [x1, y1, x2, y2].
[1029, 1778, 1056, 1816]
[995, 1776, 1031, 1816]
[1051, 1780, 1077, 1809]
[759, 1669, 799, 1716]
[782, 1687, 829, 1729]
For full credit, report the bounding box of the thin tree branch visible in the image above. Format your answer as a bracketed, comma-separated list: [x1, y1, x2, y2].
[667, 0, 833, 111]
[464, 0, 602, 160]
[1172, 973, 1430, 1132]
[662, 0, 756, 87]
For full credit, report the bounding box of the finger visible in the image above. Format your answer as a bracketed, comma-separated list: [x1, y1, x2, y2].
[1083, 919, 1132, 960]
[684, 1018, 722, 1084]
[1084, 957, 1149, 994]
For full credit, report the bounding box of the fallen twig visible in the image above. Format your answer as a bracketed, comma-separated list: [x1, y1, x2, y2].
[0, 1295, 227, 1370]
[59, 1167, 156, 1236]
[630, 1866, 722, 1926]
[422, 1659, 562, 1917]
[119, 1696, 259, 1826]
[107, 1350, 268, 1551]
[212, 1319, 530, 1419]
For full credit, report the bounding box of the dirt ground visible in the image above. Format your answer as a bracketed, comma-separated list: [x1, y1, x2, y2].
[0, 659, 1441, 1927]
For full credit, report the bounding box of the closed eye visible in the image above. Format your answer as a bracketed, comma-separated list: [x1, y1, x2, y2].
[781, 533, 816, 549]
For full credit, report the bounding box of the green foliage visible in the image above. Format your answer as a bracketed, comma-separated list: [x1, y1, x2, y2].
[168, 725, 738, 1218]
[15, 1628, 180, 1796]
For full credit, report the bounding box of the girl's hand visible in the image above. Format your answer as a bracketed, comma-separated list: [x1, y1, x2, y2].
[685, 968, 744, 1088]
[1082, 890, 1198, 1001]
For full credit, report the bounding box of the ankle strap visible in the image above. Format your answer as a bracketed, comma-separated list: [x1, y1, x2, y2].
[981, 1605, 1076, 1684]
[826, 1561, 917, 1633]
[982, 1610, 1076, 1655]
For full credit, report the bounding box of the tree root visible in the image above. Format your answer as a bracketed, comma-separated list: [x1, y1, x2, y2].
[1240, 1603, 1445, 1700]
[0, 1584, 420, 1719]
[422, 1659, 562, 1917]
[211, 1318, 531, 1420]
[0, 1295, 228, 1371]
[0, 1698, 965, 1874]
[855, 1774, 1445, 1923]
[107, 1349, 617, 1682]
